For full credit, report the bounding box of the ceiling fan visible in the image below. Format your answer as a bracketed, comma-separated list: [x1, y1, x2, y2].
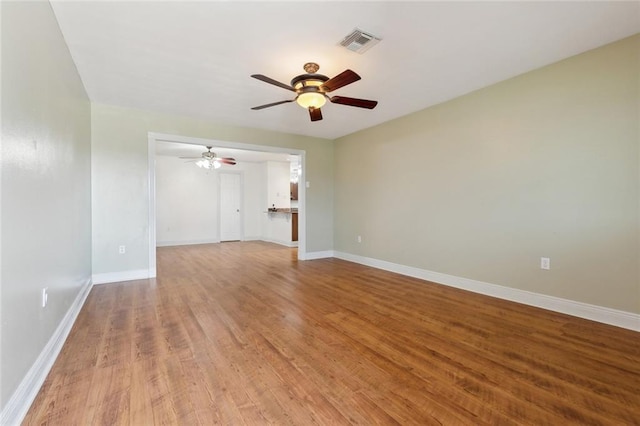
[179, 146, 236, 170]
[251, 62, 378, 122]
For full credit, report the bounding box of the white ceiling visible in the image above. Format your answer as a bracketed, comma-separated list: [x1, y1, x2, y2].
[51, 1, 639, 140]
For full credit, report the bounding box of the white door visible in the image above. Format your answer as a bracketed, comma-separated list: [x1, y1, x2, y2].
[219, 172, 242, 241]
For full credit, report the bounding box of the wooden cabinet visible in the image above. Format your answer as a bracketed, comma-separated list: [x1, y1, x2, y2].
[290, 182, 298, 200]
[292, 213, 298, 242]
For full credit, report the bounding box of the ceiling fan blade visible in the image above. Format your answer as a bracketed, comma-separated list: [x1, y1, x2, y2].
[251, 99, 295, 110]
[214, 157, 236, 163]
[330, 96, 378, 109]
[309, 107, 323, 122]
[251, 74, 295, 92]
[320, 70, 361, 92]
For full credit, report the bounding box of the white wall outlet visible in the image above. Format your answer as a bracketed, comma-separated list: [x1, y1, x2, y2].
[541, 257, 550, 270]
[119, 245, 126, 254]
[41, 288, 48, 308]
[357, 235, 362, 243]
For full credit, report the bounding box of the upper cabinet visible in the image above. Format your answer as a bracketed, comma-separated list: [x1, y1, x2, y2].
[290, 182, 298, 200]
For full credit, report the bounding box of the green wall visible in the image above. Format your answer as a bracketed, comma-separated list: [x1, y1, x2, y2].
[334, 35, 639, 313]
[1, 1, 92, 410]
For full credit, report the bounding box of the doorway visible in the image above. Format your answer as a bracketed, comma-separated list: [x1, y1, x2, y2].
[219, 172, 242, 241]
[148, 132, 307, 278]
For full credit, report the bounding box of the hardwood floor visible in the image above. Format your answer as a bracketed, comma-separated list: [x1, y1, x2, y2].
[24, 242, 640, 425]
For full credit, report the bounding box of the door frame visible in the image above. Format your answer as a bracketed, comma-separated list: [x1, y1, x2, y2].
[218, 170, 244, 242]
[147, 132, 307, 277]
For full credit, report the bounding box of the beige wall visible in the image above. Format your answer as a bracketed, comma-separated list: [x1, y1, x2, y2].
[334, 35, 639, 314]
[1, 1, 92, 409]
[91, 104, 333, 275]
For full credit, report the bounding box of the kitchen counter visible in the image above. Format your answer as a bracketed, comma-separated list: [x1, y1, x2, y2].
[267, 208, 298, 213]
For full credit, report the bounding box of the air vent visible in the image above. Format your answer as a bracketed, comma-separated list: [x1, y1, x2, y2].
[339, 29, 381, 54]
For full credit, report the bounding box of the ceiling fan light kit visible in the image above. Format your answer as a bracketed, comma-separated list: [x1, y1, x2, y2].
[196, 159, 221, 169]
[251, 62, 378, 122]
[296, 92, 326, 109]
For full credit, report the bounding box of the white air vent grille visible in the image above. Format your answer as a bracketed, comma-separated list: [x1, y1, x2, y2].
[339, 29, 381, 54]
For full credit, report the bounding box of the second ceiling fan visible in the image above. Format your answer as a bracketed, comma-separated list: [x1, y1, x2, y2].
[251, 62, 378, 122]
[179, 146, 236, 170]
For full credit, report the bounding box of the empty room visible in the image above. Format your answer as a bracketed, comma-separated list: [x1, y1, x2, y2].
[1, 1, 639, 424]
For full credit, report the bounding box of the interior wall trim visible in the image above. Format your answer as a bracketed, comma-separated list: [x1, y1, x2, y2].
[302, 250, 335, 260]
[0, 278, 93, 426]
[260, 238, 298, 248]
[333, 251, 640, 332]
[156, 238, 221, 247]
[92, 269, 151, 285]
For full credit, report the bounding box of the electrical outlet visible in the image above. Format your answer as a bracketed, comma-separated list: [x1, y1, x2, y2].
[357, 235, 362, 243]
[42, 288, 48, 308]
[119, 245, 126, 254]
[541, 257, 550, 270]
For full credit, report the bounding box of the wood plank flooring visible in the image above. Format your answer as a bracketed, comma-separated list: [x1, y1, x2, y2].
[24, 241, 640, 425]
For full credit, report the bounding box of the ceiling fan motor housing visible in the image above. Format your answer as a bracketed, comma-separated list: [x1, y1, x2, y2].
[291, 73, 329, 93]
[293, 63, 329, 96]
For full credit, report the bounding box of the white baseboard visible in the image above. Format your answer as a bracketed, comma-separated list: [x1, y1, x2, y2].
[260, 238, 298, 248]
[333, 251, 640, 332]
[156, 238, 220, 247]
[92, 269, 150, 285]
[302, 250, 335, 260]
[0, 278, 93, 426]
